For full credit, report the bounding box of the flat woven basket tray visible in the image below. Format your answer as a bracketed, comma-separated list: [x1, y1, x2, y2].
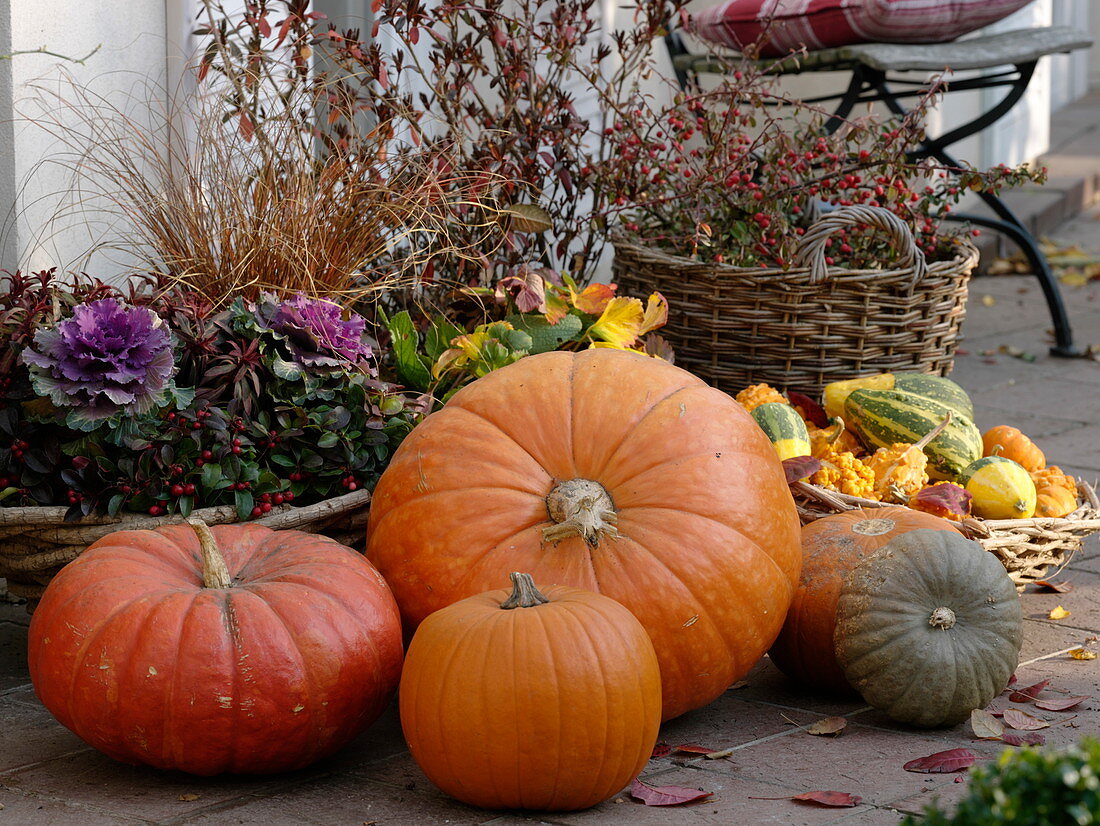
[791, 479, 1100, 589]
[0, 489, 372, 606]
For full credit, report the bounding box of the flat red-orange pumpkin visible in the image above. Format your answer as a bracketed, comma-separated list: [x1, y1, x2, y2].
[367, 349, 801, 720]
[769, 507, 960, 695]
[28, 522, 404, 775]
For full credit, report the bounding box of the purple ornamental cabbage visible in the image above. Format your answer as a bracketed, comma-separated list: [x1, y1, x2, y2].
[256, 293, 373, 369]
[21, 299, 174, 423]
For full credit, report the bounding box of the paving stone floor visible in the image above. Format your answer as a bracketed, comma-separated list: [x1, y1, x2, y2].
[3, 220, 1100, 825]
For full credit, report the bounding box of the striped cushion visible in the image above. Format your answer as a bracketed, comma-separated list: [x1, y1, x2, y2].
[690, 0, 1035, 57]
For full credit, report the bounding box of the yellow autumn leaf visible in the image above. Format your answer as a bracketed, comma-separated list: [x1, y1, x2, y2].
[543, 293, 571, 326]
[1049, 605, 1071, 620]
[639, 292, 669, 335]
[1070, 648, 1097, 660]
[588, 296, 644, 348]
[981, 295, 996, 307]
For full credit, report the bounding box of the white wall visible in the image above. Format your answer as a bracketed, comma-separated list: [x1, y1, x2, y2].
[0, 1, 168, 277]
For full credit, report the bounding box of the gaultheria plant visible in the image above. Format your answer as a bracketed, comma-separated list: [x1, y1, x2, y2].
[21, 299, 175, 426]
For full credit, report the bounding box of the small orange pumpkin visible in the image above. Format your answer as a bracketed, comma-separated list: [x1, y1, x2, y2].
[400, 573, 661, 811]
[769, 507, 960, 695]
[1035, 487, 1078, 518]
[982, 426, 1045, 472]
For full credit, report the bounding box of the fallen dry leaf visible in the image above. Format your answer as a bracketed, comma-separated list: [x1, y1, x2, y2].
[1034, 695, 1089, 712]
[970, 708, 1004, 740]
[749, 791, 862, 808]
[178, 794, 200, 802]
[1049, 605, 1071, 620]
[628, 779, 712, 807]
[805, 717, 847, 737]
[981, 295, 996, 307]
[1002, 709, 1050, 731]
[1033, 579, 1074, 594]
[1008, 679, 1050, 703]
[903, 748, 977, 773]
[704, 748, 735, 760]
[650, 743, 672, 759]
[1070, 648, 1097, 660]
[1002, 731, 1047, 747]
[672, 744, 715, 756]
[908, 482, 971, 520]
[792, 791, 863, 808]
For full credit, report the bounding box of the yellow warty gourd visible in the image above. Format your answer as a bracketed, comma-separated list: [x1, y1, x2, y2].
[811, 452, 878, 499]
[735, 383, 787, 412]
[866, 442, 930, 501]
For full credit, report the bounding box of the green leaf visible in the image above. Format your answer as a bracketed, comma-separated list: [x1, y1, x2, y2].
[505, 313, 582, 354]
[425, 316, 464, 362]
[106, 493, 125, 516]
[201, 462, 223, 491]
[178, 495, 194, 518]
[385, 311, 432, 391]
[234, 490, 254, 520]
[270, 357, 302, 381]
[317, 431, 339, 449]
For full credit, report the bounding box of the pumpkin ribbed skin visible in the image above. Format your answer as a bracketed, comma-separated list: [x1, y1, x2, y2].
[367, 349, 802, 721]
[769, 507, 959, 695]
[28, 524, 403, 775]
[982, 425, 1045, 472]
[835, 529, 1023, 728]
[400, 579, 661, 811]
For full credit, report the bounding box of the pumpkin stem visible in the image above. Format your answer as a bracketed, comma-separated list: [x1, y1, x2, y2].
[928, 606, 957, 630]
[187, 518, 232, 589]
[990, 444, 1003, 457]
[542, 478, 619, 548]
[500, 572, 550, 609]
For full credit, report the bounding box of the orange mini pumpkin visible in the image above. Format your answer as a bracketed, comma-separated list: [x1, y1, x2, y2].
[367, 349, 802, 720]
[982, 426, 1045, 472]
[400, 573, 661, 811]
[769, 507, 959, 695]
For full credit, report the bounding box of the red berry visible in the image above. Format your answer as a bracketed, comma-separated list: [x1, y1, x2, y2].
[347, 481, 358, 491]
[201, 450, 213, 460]
[232, 439, 242, 447]
[261, 503, 273, 513]
[231, 446, 242, 455]
[184, 483, 196, 495]
[148, 505, 162, 516]
[273, 493, 285, 505]
[170, 484, 184, 497]
[251, 506, 263, 518]
[283, 491, 295, 502]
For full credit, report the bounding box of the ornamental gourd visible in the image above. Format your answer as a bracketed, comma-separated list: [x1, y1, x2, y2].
[752, 402, 812, 461]
[400, 573, 661, 811]
[367, 349, 802, 721]
[28, 521, 403, 775]
[982, 425, 1045, 472]
[770, 508, 960, 695]
[960, 456, 1037, 519]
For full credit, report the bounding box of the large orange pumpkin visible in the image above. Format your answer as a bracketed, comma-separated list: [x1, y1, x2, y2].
[400, 572, 662, 810]
[769, 507, 959, 695]
[28, 521, 403, 775]
[367, 349, 801, 720]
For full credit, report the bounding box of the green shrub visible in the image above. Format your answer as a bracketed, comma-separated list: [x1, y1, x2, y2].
[903, 738, 1100, 825]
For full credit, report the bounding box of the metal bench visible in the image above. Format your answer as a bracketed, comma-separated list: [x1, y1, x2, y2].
[669, 25, 1095, 357]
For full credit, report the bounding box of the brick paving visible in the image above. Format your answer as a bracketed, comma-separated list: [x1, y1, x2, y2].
[3, 168, 1100, 826]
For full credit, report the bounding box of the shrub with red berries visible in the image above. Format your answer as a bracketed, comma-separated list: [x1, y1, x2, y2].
[0, 270, 416, 521]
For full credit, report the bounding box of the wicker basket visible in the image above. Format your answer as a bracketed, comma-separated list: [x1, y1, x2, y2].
[791, 480, 1100, 589]
[0, 488, 372, 605]
[613, 205, 979, 395]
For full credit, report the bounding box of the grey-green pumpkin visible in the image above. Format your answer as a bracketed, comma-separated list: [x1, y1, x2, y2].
[834, 529, 1022, 728]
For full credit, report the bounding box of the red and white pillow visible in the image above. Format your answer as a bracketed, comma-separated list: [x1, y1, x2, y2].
[690, 0, 1036, 57]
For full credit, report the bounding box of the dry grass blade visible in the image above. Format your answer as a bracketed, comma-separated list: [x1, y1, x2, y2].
[19, 72, 505, 307]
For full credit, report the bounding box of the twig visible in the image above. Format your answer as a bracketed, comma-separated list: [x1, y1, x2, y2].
[0, 44, 102, 64]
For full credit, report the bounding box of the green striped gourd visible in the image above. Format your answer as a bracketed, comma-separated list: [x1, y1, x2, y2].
[959, 456, 1037, 519]
[843, 389, 982, 480]
[751, 403, 811, 462]
[892, 373, 974, 421]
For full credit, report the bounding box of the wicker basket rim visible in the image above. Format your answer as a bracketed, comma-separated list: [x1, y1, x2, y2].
[0, 487, 371, 532]
[611, 234, 979, 283]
